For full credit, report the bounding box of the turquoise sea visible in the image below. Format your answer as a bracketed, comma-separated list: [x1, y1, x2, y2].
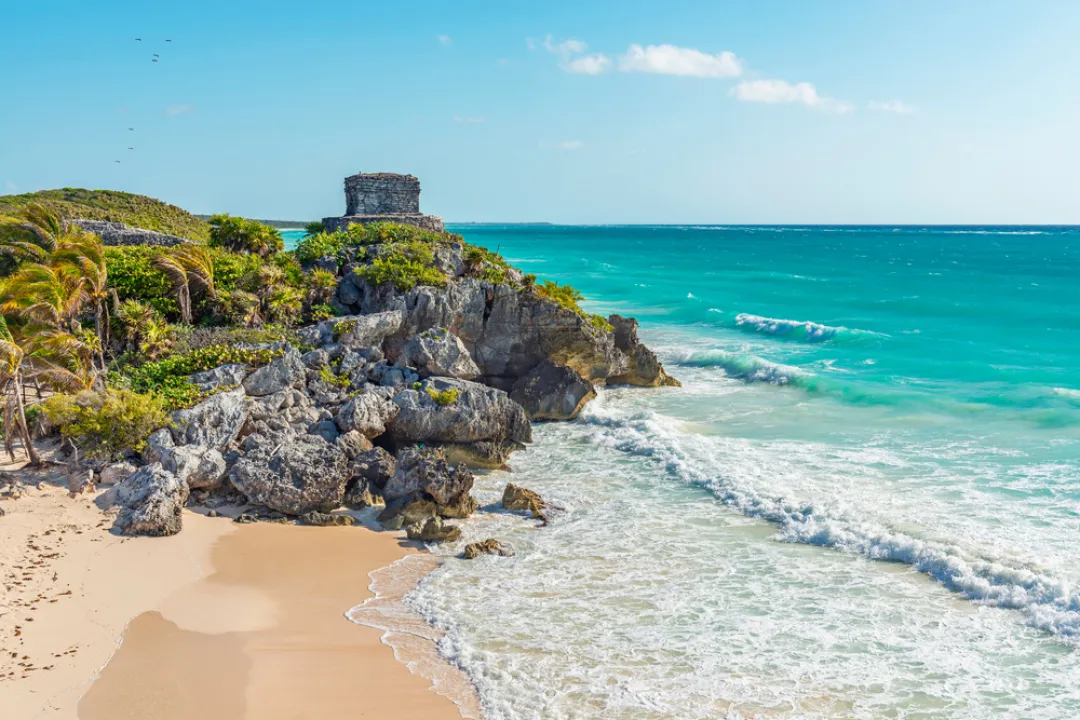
[292, 225, 1080, 719]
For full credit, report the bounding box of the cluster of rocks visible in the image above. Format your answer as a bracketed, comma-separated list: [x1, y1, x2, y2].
[99, 226, 677, 552]
[70, 219, 189, 247]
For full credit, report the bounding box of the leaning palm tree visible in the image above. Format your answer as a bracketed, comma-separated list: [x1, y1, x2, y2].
[52, 230, 109, 364]
[154, 245, 217, 325]
[154, 252, 193, 324]
[0, 315, 41, 465]
[0, 261, 88, 334]
[0, 203, 63, 266]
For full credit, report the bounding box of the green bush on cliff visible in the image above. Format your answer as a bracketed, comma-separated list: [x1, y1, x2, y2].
[427, 386, 459, 406]
[535, 280, 612, 332]
[295, 231, 349, 264]
[357, 240, 447, 291]
[208, 214, 284, 257]
[43, 389, 169, 460]
[104, 246, 179, 316]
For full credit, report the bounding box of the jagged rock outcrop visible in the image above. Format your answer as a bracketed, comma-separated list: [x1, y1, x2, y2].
[299, 511, 356, 527]
[463, 539, 515, 559]
[161, 445, 226, 490]
[297, 311, 404, 352]
[229, 432, 349, 515]
[388, 378, 531, 467]
[143, 428, 175, 465]
[170, 389, 248, 450]
[605, 315, 681, 388]
[112, 464, 189, 536]
[406, 516, 461, 543]
[349, 447, 395, 489]
[510, 360, 596, 420]
[242, 348, 305, 396]
[398, 327, 481, 380]
[99, 460, 138, 486]
[335, 389, 399, 437]
[502, 483, 549, 520]
[189, 363, 250, 393]
[381, 447, 476, 519]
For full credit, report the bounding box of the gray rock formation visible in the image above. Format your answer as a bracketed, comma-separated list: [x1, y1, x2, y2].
[406, 516, 461, 543]
[398, 327, 480, 380]
[142, 428, 175, 465]
[161, 445, 227, 490]
[229, 432, 349, 515]
[170, 389, 247, 450]
[336, 389, 399, 438]
[99, 460, 138, 487]
[71, 219, 188, 247]
[299, 511, 355, 527]
[112, 464, 189, 536]
[388, 378, 531, 467]
[348, 447, 396, 490]
[242, 349, 305, 396]
[510, 360, 596, 420]
[381, 447, 476, 519]
[189, 363, 250, 393]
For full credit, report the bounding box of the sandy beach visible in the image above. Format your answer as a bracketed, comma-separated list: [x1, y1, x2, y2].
[0, 473, 477, 719]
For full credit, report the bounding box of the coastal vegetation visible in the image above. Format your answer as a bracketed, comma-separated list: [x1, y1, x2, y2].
[0, 190, 626, 468]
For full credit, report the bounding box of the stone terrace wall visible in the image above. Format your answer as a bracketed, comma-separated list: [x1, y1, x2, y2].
[72, 220, 188, 247]
[345, 173, 421, 216]
[322, 214, 444, 233]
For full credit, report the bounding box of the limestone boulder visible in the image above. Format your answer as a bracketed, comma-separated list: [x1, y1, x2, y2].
[605, 315, 681, 388]
[509, 361, 596, 420]
[502, 483, 550, 520]
[381, 447, 476, 518]
[161, 445, 227, 490]
[112, 464, 189, 537]
[387, 378, 531, 467]
[299, 511, 355, 527]
[405, 516, 461, 543]
[335, 430, 374, 459]
[343, 477, 383, 510]
[335, 389, 399, 438]
[142, 427, 175, 465]
[463, 539, 515, 559]
[189, 363, 250, 393]
[171, 389, 247, 450]
[298, 311, 405, 351]
[242, 349, 306, 396]
[398, 327, 480, 380]
[229, 432, 349, 515]
[99, 460, 138, 487]
[348, 447, 395, 490]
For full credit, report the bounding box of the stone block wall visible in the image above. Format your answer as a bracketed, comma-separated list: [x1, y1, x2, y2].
[344, 173, 421, 216]
[71, 220, 189, 247]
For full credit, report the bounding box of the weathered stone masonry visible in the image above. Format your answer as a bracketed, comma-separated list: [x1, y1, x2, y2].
[323, 172, 444, 233]
[71, 219, 188, 247]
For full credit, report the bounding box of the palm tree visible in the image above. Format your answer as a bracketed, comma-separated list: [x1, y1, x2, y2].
[51, 230, 109, 365]
[0, 315, 41, 465]
[0, 203, 63, 266]
[0, 262, 88, 333]
[154, 246, 217, 325]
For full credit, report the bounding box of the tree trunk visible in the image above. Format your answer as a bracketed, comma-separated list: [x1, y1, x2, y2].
[12, 372, 41, 466]
[180, 285, 192, 325]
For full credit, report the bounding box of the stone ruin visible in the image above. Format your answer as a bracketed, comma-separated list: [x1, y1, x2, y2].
[322, 172, 444, 233]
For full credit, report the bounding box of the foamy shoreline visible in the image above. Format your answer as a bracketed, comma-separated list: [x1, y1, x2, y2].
[0, 477, 476, 719]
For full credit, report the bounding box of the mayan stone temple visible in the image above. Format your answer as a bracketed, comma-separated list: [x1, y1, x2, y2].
[322, 172, 444, 232]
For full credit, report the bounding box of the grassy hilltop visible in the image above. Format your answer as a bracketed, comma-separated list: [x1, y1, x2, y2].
[0, 188, 210, 241]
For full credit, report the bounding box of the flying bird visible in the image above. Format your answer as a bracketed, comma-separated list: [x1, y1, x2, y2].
[152, 59, 158, 62]
[135, 38, 142, 41]
[165, 39, 172, 42]
[153, 53, 159, 57]
[114, 160, 121, 163]
[128, 147, 134, 150]
[128, 127, 134, 131]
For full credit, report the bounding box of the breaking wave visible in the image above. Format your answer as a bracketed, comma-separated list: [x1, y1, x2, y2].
[672, 348, 808, 386]
[733, 313, 880, 344]
[576, 400, 1080, 641]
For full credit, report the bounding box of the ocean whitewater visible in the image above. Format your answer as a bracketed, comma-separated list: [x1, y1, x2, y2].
[293, 225, 1080, 718]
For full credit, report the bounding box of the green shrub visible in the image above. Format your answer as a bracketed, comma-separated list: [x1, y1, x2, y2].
[357, 240, 447, 291]
[120, 344, 284, 409]
[105, 246, 178, 317]
[534, 280, 612, 332]
[309, 303, 337, 321]
[208, 214, 283, 257]
[170, 324, 293, 354]
[318, 365, 351, 389]
[43, 389, 169, 460]
[427, 386, 459, 406]
[295, 231, 348, 264]
[304, 220, 326, 236]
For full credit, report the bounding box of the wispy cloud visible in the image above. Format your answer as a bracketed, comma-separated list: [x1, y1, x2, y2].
[869, 99, 915, 114]
[731, 79, 851, 113]
[556, 140, 584, 151]
[4, 181, 17, 194]
[618, 44, 742, 78]
[165, 104, 194, 116]
[437, 34, 452, 47]
[543, 35, 610, 75]
[453, 115, 487, 124]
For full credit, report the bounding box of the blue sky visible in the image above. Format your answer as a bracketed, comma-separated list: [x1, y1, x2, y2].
[2, 0, 1079, 224]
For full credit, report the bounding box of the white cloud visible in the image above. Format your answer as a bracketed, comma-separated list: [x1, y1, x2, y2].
[618, 44, 742, 78]
[4, 181, 17, 194]
[869, 99, 915, 114]
[543, 35, 610, 74]
[731, 79, 851, 112]
[525, 37, 537, 51]
[437, 34, 452, 47]
[165, 104, 194, 116]
[557, 140, 584, 151]
[566, 54, 610, 75]
[453, 115, 487, 124]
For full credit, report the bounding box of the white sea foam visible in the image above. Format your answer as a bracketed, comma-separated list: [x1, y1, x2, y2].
[735, 313, 843, 342]
[573, 398, 1080, 640]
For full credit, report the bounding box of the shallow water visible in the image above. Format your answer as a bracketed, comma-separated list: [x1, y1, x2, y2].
[360, 224, 1080, 718]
